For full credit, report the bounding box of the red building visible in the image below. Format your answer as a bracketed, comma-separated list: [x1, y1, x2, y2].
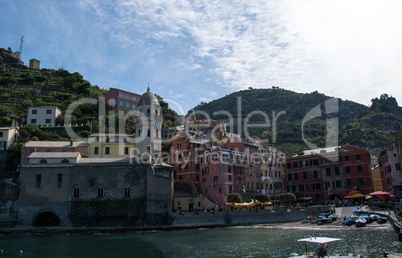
[170, 136, 262, 208]
[105, 88, 141, 111]
[285, 145, 372, 203]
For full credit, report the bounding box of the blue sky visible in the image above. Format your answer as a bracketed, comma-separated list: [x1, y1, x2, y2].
[1, 0, 402, 114]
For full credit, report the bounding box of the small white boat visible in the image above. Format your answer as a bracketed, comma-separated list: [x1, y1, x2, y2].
[290, 237, 355, 257]
[355, 218, 367, 227]
[352, 207, 362, 214]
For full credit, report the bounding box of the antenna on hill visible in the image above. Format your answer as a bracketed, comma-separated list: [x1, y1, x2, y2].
[19, 36, 24, 54]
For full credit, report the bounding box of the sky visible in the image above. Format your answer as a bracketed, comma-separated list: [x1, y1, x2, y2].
[1, 0, 402, 115]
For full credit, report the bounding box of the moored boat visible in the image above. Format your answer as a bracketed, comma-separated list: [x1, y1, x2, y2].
[377, 216, 387, 224]
[355, 218, 367, 227]
[290, 237, 357, 257]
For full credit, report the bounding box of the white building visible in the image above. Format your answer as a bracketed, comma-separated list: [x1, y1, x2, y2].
[0, 127, 19, 150]
[27, 106, 61, 126]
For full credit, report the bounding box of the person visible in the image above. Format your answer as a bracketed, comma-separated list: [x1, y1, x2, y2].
[317, 243, 328, 257]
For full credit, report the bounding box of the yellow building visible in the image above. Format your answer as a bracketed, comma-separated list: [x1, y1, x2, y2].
[88, 133, 135, 158]
[173, 181, 218, 211]
[372, 165, 386, 192]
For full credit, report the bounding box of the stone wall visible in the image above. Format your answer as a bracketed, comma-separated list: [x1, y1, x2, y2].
[18, 162, 173, 227]
[0, 180, 20, 227]
[171, 206, 331, 227]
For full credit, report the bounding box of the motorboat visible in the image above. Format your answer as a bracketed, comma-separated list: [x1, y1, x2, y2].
[359, 214, 370, 223]
[377, 216, 387, 224]
[355, 218, 367, 227]
[352, 207, 362, 214]
[318, 215, 333, 224]
[342, 217, 354, 226]
[290, 237, 356, 257]
[369, 214, 380, 221]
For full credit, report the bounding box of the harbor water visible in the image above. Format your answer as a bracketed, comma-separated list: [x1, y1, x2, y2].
[0, 224, 401, 257]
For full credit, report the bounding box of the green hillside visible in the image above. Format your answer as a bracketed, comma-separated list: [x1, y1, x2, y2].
[0, 47, 177, 140]
[192, 87, 402, 156]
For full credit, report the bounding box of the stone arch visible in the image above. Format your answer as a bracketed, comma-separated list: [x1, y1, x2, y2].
[61, 159, 69, 163]
[33, 210, 61, 227]
[40, 159, 47, 164]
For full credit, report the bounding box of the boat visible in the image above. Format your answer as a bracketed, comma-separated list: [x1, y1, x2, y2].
[352, 207, 362, 214]
[290, 237, 355, 257]
[359, 214, 370, 223]
[355, 218, 367, 227]
[328, 214, 338, 221]
[342, 217, 354, 226]
[377, 216, 387, 224]
[369, 214, 379, 221]
[318, 215, 333, 224]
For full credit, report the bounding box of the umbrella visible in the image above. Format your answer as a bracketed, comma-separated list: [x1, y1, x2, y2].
[389, 194, 396, 198]
[344, 193, 364, 199]
[370, 191, 391, 196]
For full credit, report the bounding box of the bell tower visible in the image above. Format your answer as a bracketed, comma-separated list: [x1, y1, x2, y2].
[135, 87, 163, 162]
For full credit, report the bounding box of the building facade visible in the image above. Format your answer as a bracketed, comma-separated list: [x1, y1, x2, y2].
[105, 88, 141, 112]
[285, 145, 372, 203]
[378, 142, 401, 193]
[27, 106, 61, 126]
[0, 126, 19, 150]
[87, 133, 135, 158]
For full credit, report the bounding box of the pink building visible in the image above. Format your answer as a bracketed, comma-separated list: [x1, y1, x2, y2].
[378, 142, 401, 192]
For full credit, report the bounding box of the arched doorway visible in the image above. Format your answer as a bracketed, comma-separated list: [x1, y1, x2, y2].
[33, 211, 60, 227]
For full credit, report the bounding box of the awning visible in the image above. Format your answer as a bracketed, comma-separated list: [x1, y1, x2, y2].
[298, 237, 342, 244]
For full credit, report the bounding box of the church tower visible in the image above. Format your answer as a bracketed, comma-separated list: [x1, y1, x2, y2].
[135, 87, 163, 162]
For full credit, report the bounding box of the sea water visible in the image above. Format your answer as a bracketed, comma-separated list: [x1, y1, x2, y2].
[0, 224, 401, 257]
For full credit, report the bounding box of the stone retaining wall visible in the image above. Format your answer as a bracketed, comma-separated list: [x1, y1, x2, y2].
[171, 206, 331, 227]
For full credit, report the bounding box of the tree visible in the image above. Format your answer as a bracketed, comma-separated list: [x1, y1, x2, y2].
[1, 116, 11, 125]
[278, 193, 296, 204]
[227, 193, 242, 204]
[254, 194, 270, 203]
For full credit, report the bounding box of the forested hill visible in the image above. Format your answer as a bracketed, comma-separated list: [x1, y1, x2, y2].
[192, 87, 402, 156]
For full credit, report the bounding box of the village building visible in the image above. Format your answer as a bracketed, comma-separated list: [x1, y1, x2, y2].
[87, 133, 135, 158]
[105, 88, 141, 112]
[285, 145, 372, 203]
[0, 126, 19, 150]
[378, 141, 401, 194]
[27, 106, 61, 127]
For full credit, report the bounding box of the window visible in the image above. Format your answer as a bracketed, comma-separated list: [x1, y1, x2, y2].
[124, 187, 131, 197]
[303, 172, 307, 180]
[97, 187, 104, 197]
[31, 119, 37, 124]
[147, 129, 151, 137]
[119, 92, 124, 97]
[287, 163, 291, 169]
[228, 175, 232, 181]
[124, 147, 129, 155]
[132, 104, 136, 108]
[356, 155, 361, 161]
[126, 103, 130, 107]
[179, 175, 182, 180]
[293, 162, 298, 168]
[326, 168, 331, 176]
[359, 178, 364, 185]
[335, 167, 340, 176]
[147, 109, 150, 114]
[46, 109, 52, 114]
[0, 132, 3, 137]
[105, 147, 110, 154]
[346, 166, 351, 173]
[36, 174, 42, 188]
[119, 101, 124, 106]
[347, 178, 351, 186]
[294, 173, 299, 181]
[345, 156, 349, 162]
[57, 174, 63, 188]
[31, 109, 37, 114]
[357, 165, 362, 172]
[288, 174, 292, 181]
[94, 147, 99, 154]
[313, 170, 318, 179]
[73, 187, 80, 197]
[45, 119, 51, 123]
[132, 96, 137, 100]
[126, 94, 130, 98]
